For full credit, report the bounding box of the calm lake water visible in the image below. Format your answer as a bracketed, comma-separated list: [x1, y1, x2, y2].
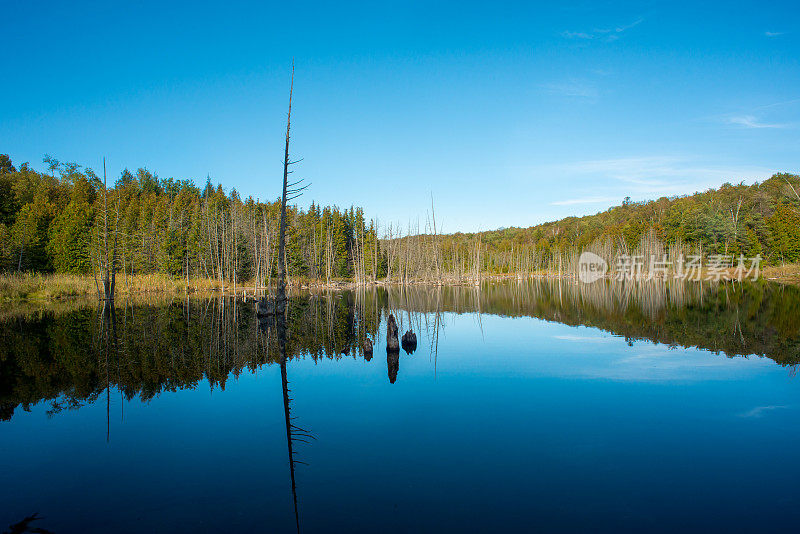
[2, 280, 800, 533]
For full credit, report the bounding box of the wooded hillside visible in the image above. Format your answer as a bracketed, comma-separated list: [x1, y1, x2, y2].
[450, 172, 800, 272]
[0, 153, 797, 284]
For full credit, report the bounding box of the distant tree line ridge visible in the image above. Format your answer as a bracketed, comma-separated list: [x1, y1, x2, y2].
[0, 153, 798, 284]
[393, 170, 800, 280]
[450, 172, 800, 274]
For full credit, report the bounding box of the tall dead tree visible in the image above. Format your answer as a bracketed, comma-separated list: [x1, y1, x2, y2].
[431, 194, 441, 283]
[271, 62, 308, 315]
[96, 158, 118, 301]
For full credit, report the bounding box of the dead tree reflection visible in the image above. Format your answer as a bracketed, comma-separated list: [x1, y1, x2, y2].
[276, 314, 302, 534]
[97, 300, 118, 443]
[261, 304, 317, 534]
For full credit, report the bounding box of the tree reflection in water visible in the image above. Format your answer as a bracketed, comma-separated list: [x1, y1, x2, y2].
[1, 280, 800, 531]
[260, 309, 307, 533]
[1, 280, 799, 423]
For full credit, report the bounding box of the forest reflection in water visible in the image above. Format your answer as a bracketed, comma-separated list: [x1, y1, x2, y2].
[2, 278, 800, 423]
[2, 279, 800, 532]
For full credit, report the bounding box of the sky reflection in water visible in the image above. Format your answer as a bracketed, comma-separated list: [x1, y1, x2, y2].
[1, 280, 800, 533]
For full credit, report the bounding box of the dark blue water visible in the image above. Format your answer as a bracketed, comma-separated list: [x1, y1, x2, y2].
[2, 281, 800, 532]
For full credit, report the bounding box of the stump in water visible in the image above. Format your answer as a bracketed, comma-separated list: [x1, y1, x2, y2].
[401, 330, 417, 354]
[363, 338, 373, 360]
[386, 314, 399, 352]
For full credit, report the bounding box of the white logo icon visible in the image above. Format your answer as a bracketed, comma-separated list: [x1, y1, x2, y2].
[578, 252, 608, 283]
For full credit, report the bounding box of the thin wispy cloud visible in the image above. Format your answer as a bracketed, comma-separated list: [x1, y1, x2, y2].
[541, 80, 598, 99]
[754, 98, 800, 111]
[613, 18, 644, 33]
[553, 335, 617, 342]
[565, 156, 770, 186]
[718, 99, 797, 130]
[765, 31, 785, 37]
[727, 115, 788, 129]
[562, 31, 593, 40]
[550, 344, 775, 382]
[561, 17, 643, 42]
[551, 196, 618, 206]
[738, 405, 789, 418]
[540, 156, 774, 202]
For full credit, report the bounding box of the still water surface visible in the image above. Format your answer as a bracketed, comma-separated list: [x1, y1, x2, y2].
[2, 280, 800, 533]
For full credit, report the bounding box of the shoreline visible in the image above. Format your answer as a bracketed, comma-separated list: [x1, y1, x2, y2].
[1, 264, 798, 303]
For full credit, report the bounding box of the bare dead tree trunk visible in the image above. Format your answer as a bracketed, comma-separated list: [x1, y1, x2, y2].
[784, 176, 800, 203]
[17, 233, 25, 272]
[99, 158, 117, 301]
[431, 194, 441, 284]
[103, 159, 110, 298]
[276, 63, 295, 314]
[111, 177, 119, 298]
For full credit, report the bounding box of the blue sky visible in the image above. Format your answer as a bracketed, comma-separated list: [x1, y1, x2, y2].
[1, 0, 798, 232]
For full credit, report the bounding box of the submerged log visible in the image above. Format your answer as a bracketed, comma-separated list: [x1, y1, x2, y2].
[386, 314, 399, 351]
[401, 330, 417, 354]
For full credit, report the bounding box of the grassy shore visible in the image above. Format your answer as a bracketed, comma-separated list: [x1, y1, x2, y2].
[1, 264, 799, 302]
[0, 273, 224, 301]
[762, 264, 800, 284]
[0, 272, 371, 301]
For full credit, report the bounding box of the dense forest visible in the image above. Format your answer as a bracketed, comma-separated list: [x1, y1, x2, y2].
[0, 153, 386, 287]
[0, 153, 798, 286]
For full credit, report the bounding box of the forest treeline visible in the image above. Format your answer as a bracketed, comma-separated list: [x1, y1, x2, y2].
[464, 172, 800, 270]
[385, 170, 800, 280]
[0, 153, 386, 287]
[1, 153, 798, 286]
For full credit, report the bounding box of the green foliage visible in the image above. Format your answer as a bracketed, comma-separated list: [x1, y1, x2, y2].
[11, 201, 51, 270]
[0, 153, 381, 282]
[0, 154, 16, 175]
[161, 228, 185, 276]
[768, 204, 800, 263]
[48, 201, 93, 273]
[0, 170, 19, 226]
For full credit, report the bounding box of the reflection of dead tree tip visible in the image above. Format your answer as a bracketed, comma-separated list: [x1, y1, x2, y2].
[3, 512, 55, 534]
